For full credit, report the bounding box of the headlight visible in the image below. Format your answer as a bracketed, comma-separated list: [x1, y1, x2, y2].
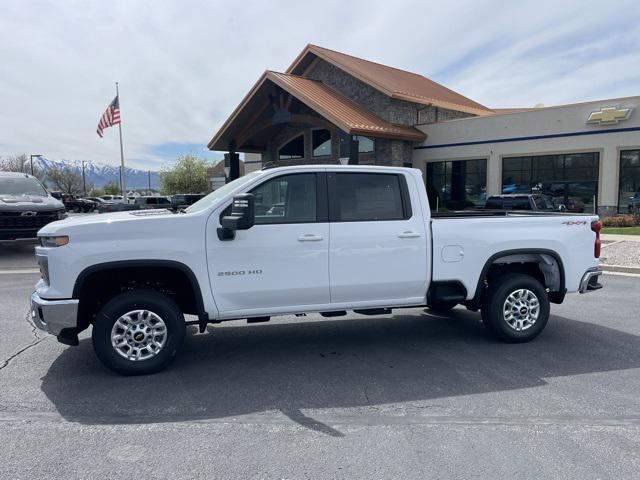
[39, 235, 69, 247]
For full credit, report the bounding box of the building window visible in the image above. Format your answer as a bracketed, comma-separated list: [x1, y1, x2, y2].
[312, 129, 331, 157]
[502, 152, 599, 213]
[279, 134, 304, 160]
[355, 135, 374, 153]
[426, 159, 487, 211]
[619, 149, 640, 213]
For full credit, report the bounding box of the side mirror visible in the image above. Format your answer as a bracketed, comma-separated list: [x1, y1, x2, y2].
[217, 193, 255, 241]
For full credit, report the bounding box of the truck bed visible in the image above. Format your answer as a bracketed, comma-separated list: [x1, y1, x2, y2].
[431, 210, 597, 219]
[429, 210, 599, 298]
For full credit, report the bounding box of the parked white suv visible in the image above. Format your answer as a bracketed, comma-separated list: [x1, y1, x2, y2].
[31, 165, 603, 375]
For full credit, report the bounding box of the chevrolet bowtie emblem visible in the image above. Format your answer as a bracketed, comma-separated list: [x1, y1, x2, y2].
[587, 106, 633, 125]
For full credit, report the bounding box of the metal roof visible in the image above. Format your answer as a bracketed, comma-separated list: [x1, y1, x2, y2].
[287, 45, 493, 116]
[268, 72, 426, 141]
[207, 71, 426, 151]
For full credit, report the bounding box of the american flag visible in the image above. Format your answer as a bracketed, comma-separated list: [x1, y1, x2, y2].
[96, 96, 121, 137]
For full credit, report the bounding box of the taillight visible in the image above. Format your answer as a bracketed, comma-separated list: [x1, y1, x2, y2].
[591, 220, 602, 258]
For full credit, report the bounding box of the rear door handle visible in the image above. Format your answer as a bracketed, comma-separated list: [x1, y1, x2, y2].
[397, 231, 421, 238]
[298, 234, 324, 242]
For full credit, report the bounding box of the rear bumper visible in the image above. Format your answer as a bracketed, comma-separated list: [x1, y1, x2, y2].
[30, 292, 79, 336]
[579, 267, 603, 293]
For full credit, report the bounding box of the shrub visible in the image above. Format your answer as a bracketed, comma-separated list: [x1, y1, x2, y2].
[602, 214, 640, 227]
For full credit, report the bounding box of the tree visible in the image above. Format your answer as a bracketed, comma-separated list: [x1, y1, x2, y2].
[102, 181, 121, 195]
[0, 154, 46, 181]
[160, 154, 210, 195]
[88, 187, 105, 197]
[46, 166, 85, 195]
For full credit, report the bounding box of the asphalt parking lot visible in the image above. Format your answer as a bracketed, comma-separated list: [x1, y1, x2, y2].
[1, 243, 640, 479]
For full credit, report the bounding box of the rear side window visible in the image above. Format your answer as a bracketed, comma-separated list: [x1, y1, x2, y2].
[329, 173, 409, 221]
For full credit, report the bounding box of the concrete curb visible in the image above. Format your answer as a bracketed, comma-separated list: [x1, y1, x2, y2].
[600, 264, 640, 274]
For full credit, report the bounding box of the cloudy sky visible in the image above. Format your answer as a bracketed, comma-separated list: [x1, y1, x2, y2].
[1, 0, 639, 170]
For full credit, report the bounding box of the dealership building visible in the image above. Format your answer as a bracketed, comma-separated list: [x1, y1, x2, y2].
[208, 44, 640, 215]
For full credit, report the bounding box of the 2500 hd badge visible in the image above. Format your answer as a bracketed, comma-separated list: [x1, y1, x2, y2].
[217, 269, 263, 276]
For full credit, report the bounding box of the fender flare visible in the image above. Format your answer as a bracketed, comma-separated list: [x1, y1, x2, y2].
[472, 248, 566, 305]
[72, 259, 208, 321]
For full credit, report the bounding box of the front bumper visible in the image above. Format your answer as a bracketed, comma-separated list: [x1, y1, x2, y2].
[579, 267, 603, 293]
[30, 292, 79, 336]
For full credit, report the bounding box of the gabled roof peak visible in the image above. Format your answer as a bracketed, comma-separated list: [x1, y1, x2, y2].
[288, 44, 493, 116]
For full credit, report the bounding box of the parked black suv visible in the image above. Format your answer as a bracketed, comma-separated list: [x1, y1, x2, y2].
[170, 194, 205, 211]
[0, 172, 66, 240]
[484, 194, 564, 211]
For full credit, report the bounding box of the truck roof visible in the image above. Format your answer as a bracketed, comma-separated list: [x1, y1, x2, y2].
[261, 164, 421, 174]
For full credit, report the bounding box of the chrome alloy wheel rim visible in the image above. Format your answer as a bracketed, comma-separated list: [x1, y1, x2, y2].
[111, 310, 167, 361]
[502, 289, 540, 331]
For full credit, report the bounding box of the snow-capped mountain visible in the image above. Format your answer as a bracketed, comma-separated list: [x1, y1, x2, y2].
[34, 157, 160, 190]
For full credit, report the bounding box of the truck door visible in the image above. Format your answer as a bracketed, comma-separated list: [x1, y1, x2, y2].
[327, 171, 428, 305]
[208, 172, 330, 316]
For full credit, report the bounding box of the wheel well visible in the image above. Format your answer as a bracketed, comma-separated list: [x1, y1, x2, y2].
[473, 252, 565, 307]
[75, 264, 202, 331]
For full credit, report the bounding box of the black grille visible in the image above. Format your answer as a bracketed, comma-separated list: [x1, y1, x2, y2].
[0, 211, 60, 228]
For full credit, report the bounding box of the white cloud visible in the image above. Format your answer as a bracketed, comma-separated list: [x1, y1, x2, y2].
[1, 0, 638, 169]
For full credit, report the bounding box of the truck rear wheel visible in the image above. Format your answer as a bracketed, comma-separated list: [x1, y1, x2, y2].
[92, 290, 185, 375]
[481, 273, 550, 343]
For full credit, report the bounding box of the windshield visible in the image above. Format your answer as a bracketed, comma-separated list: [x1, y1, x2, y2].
[186, 171, 262, 213]
[0, 176, 48, 197]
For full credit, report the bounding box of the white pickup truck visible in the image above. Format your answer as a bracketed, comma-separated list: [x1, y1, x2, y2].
[30, 165, 603, 375]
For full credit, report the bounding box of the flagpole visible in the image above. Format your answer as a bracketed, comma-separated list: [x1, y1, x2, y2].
[115, 82, 126, 199]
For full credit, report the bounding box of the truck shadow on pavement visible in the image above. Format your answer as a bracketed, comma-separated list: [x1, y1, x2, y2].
[41, 309, 640, 436]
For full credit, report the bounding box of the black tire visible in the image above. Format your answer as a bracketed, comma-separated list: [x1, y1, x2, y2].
[428, 301, 457, 313]
[481, 273, 550, 343]
[92, 290, 185, 375]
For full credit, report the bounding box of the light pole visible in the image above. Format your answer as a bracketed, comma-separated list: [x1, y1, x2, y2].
[30, 154, 43, 176]
[82, 161, 88, 197]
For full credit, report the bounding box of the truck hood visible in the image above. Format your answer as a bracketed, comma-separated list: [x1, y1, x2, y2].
[0, 194, 63, 211]
[38, 209, 178, 234]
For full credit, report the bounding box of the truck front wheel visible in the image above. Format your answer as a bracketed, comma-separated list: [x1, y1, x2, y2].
[92, 290, 186, 375]
[481, 273, 550, 343]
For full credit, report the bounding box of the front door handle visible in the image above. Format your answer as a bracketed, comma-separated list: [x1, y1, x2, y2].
[397, 231, 421, 238]
[298, 234, 324, 242]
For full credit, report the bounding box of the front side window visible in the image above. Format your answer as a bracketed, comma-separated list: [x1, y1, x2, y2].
[331, 173, 405, 221]
[279, 135, 304, 160]
[312, 129, 331, 157]
[251, 173, 316, 224]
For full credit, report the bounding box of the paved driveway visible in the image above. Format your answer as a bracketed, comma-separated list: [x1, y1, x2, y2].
[1, 244, 639, 479]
